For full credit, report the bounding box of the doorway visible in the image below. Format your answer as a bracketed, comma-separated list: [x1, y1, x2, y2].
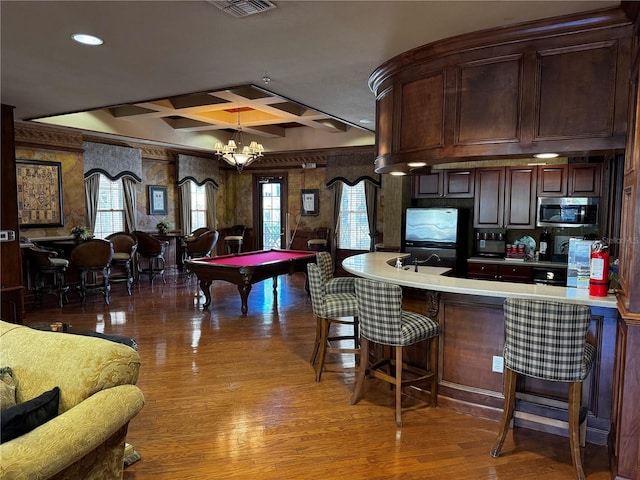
[255, 176, 286, 250]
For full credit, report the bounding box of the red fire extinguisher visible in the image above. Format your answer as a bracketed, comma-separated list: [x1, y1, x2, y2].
[589, 241, 609, 297]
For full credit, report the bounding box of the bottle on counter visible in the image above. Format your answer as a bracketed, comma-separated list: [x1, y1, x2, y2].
[539, 229, 551, 261]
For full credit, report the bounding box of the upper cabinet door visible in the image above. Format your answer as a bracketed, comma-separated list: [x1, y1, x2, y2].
[504, 166, 537, 229]
[537, 165, 568, 197]
[568, 163, 602, 196]
[413, 172, 443, 198]
[535, 41, 621, 142]
[474, 167, 505, 228]
[455, 55, 523, 146]
[444, 169, 475, 198]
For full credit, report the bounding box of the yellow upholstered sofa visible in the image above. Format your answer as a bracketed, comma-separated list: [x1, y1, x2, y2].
[0, 321, 145, 480]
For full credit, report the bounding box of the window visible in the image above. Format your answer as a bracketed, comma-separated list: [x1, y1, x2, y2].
[93, 175, 124, 238]
[338, 182, 369, 250]
[190, 182, 207, 230]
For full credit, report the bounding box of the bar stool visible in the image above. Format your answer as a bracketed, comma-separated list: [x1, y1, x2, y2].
[28, 246, 69, 308]
[490, 298, 595, 480]
[70, 239, 114, 306]
[351, 278, 439, 427]
[106, 232, 137, 295]
[307, 262, 359, 382]
[180, 230, 219, 282]
[134, 231, 169, 285]
[307, 227, 329, 252]
[224, 225, 246, 254]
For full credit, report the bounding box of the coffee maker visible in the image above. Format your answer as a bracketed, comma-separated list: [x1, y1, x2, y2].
[475, 232, 506, 258]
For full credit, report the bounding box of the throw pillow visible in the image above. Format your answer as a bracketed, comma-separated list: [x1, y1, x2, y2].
[0, 386, 60, 444]
[0, 367, 16, 411]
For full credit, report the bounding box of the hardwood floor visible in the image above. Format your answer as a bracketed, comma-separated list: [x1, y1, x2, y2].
[22, 273, 612, 479]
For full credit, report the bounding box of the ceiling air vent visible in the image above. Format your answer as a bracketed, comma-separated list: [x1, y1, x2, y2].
[209, 0, 276, 18]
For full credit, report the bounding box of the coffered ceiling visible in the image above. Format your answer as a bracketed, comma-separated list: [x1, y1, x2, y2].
[0, 1, 621, 154]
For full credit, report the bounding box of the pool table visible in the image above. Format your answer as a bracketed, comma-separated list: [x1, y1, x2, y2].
[186, 249, 317, 314]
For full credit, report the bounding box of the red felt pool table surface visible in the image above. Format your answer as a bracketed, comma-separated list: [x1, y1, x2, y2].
[186, 249, 316, 314]
[196, 250, 313, 267]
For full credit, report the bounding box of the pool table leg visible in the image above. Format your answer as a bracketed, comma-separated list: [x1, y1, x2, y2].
[199, 280, 213, 308]
[238, 283, 252, 314]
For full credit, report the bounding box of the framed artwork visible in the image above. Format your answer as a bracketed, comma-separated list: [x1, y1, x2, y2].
[301, 189, 319, 216]
[16, 159, 64, 227]
[148, 185, 168, 215]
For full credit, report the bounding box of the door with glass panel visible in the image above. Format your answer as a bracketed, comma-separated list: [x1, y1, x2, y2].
[256, 176, 286, 250]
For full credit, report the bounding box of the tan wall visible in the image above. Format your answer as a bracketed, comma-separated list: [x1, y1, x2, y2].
[14, 122, 381, 245]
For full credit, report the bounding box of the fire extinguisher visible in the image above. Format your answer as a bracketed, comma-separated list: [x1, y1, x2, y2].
[589, 241, 609, 297]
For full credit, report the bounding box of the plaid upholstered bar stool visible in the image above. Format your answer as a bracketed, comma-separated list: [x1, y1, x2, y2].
[307, 262, 359, 382]
[351, 278, 439, 427]
[490, 298, 595, 480]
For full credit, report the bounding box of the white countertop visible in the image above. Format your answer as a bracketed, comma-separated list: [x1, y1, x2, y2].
[342, 252, 617, 309]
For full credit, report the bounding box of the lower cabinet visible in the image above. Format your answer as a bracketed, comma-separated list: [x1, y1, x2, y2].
[467, 262, 532, 283]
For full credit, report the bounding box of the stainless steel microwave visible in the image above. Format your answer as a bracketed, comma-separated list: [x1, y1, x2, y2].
[536, 197, 599, 227]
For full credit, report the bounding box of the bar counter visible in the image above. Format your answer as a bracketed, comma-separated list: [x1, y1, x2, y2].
[343, 252, 617, 309]
[342, 252, 619, 446]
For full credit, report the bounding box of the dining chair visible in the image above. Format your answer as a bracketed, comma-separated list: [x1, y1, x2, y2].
[224, 225, 246, 254]
[307, 227, 330, 252]
[27, 245, 69, 308]
[180, 230, 219, 282]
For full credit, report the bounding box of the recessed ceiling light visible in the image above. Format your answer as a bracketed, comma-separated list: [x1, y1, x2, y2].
[359, 119, 372, 124]
[534, 153, 559, 159]
[72, 33, 104, 46]
[407, 162, 426, 168]
[389, 171, 407, 176]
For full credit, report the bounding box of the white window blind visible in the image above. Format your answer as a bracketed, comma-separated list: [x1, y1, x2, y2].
[338, 182, 369, 250]
[190, 182, 207, 230]
[94, 175, 124, 238]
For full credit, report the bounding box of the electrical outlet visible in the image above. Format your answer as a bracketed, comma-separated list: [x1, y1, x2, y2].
[492, 355, 504, 373]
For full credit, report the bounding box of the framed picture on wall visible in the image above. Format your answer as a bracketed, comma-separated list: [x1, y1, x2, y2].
[301, 189, 319, 216]
[148, 185, 168, 215]
[16, 159, 64, 227]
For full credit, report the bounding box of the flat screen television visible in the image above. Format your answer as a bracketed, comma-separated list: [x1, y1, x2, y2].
[403, 207, 459, 248]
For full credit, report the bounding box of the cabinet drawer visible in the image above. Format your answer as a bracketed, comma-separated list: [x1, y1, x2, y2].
[499, 265, 532, 283]
[467, 263, 499, 279]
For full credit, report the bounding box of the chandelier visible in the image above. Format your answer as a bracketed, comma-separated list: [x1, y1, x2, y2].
[214, 111, 264, 173]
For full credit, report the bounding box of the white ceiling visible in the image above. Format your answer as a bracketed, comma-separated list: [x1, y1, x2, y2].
[0, 1, 621, 153]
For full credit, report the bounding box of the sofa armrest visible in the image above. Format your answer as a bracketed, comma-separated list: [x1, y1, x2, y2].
[0, 384, 144, 480]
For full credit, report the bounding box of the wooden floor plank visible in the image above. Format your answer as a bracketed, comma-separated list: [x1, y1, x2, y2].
[22, 273, 612, 479]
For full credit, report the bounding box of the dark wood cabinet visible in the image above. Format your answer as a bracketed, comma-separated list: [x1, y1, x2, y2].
[537, 164, 568, 196]
[474, 166, 536, 229]
[413, 172, 442, 198]
[444, 169, 474, 197]
[504, 166, 537, 228]
[568, 163, 602, 196]
[473, 167, 504, 228]
[467, 262, 532, 283]
[413, 169, 474, 198]
[0, 104, 24, 323]
[370, 9, 632, 174]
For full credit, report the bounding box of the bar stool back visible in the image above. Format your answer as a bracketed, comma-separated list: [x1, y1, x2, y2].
[351, 278, 439, 427]
[315, 252, 354, 294]
[70, 239, 114, 306]
[490, 298, 596, 480]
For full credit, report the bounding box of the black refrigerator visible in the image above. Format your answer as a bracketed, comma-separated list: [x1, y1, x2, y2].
[401, 207, 468, 277]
